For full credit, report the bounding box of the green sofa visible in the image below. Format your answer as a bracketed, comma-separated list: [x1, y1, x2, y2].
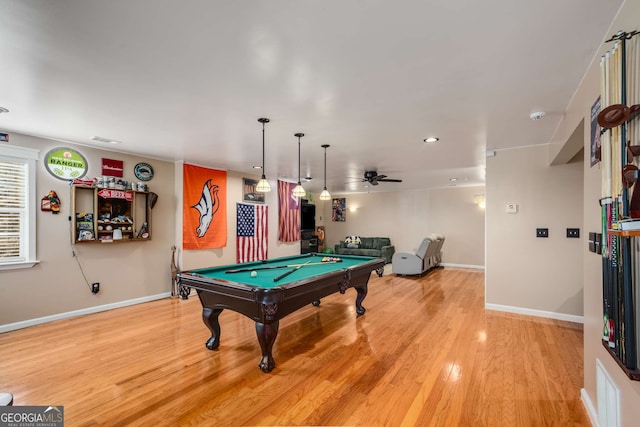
[334, 237, 395, 264]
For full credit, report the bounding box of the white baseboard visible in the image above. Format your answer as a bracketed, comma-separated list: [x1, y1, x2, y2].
[440, 263, 485, 270]
[0, 292, 172, 333]
[485, 303, 584, 324]
[581, 387, 600, 427]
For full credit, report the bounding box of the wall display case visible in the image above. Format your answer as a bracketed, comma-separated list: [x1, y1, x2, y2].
[599, 30, 640, 380]
[71, 185, 151, 243]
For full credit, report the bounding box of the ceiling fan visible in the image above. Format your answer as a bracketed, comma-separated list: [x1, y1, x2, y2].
[362, 171, 402, 185]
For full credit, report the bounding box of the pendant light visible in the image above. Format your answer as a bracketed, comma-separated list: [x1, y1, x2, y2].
[319, 144, 331, 200]
[292, 133, 306, 198]
[256, 118, 271, 192]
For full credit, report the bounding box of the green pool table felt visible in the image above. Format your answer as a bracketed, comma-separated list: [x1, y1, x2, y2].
[187, 255, 373, 288]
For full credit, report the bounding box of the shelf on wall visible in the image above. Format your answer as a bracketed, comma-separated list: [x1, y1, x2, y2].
[602, 341, 640, 380]
[608, 229, 640, 237]
[71, 184, 152, 244]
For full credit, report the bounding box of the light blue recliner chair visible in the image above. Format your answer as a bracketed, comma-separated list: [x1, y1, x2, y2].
[392, 234, 444, 276]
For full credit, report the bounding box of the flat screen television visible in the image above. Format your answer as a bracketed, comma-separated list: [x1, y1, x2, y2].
[301, 203, 315, 230]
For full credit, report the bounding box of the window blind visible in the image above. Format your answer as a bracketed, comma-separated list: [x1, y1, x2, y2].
[0, 160, 26, 260]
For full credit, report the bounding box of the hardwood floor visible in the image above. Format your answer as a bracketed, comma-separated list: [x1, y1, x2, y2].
[0, 268, 587, 426]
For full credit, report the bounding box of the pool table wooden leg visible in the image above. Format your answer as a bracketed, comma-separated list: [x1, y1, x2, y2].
[202, 307, 223, 350]
[255, 321, 279, 373]
[178, 284, 191, 300]
[354, 285, 368, 316]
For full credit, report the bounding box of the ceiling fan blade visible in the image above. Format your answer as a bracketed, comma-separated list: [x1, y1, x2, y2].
[369, 180, 379, 185]
[377, 179, 403, 183]
[375, 174, 387, 180]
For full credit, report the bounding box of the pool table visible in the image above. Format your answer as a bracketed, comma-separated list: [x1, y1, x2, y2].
[177, 253, 385, 373]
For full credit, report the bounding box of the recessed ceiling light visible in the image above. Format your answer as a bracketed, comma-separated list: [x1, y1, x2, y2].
[449, 178, 458, 182]
[0, 107, 9, 114]
[91, 136, 122, 144]
[530, 111, 545, 121]
[253, 165, 262, 169]
[424, 137, 439, 143]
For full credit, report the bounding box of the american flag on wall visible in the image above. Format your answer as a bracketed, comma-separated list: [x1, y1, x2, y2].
[236, 203, 268, 263]
[278, 180, 301, 242]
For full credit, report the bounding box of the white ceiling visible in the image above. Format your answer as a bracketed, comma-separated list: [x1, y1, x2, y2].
[0, 0, 623, 195]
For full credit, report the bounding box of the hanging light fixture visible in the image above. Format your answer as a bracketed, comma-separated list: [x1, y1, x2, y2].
[256, 118, 271, 192]
[319, 144, 331, 200]
[292, 133, 306, 198]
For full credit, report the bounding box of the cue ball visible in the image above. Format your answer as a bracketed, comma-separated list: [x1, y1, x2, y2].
[251, 271, 257, 277]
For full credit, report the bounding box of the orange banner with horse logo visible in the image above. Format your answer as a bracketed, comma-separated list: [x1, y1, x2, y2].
[183, 164, 227, 250]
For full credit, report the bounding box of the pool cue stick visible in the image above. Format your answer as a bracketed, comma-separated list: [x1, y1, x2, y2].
[603, 52, 612, 199]
[600, 53, 612, 343]
[636, 36, 640, 144]
[635, 36, 640, 158]
[602, 49, 617, 350]
[632, 37, 640, 362]
[273, 261, 311, 282]
[225, 259, 342, 274]
[602, 201, 611, 342]
[612, 44, 621, 198]
[616, 41, 626, 360]
[619, 34, 638, 369]
[616, 46, 623, 222]
[633, 36, 636, 148]
[225, 265, 291, 273]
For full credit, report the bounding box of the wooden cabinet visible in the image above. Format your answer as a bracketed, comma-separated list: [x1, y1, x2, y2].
[71, 185, 151, 243]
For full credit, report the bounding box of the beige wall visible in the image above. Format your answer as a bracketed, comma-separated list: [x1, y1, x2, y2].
[0, 133, 176, 325]
[485, 145, 584, 317]
[320, 186, 485, 267]
[0, 133, 300, 329]
[550, 0, 640, 424]
[428, 187, 485, 267]
[0, 134, 299, 328]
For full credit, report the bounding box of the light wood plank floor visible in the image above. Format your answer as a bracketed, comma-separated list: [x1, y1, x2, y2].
[0, 268, 587, 426]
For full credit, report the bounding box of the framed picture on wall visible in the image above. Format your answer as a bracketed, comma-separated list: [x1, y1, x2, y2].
[332, 198, 346, 222]
[243, 178, 265, 203]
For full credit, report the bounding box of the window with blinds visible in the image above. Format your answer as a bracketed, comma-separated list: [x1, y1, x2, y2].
[0, 160, 26, 261]
[0, 145, 38, 269]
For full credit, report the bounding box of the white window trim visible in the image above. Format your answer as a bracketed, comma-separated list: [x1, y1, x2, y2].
[0, 145, 40, 271]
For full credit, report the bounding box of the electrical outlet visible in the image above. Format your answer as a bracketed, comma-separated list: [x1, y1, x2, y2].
[536, 228, 549, 238]
[567, 228, 580, 238]
[505, 203, 518, 214]
[91, 282, 100, 294]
